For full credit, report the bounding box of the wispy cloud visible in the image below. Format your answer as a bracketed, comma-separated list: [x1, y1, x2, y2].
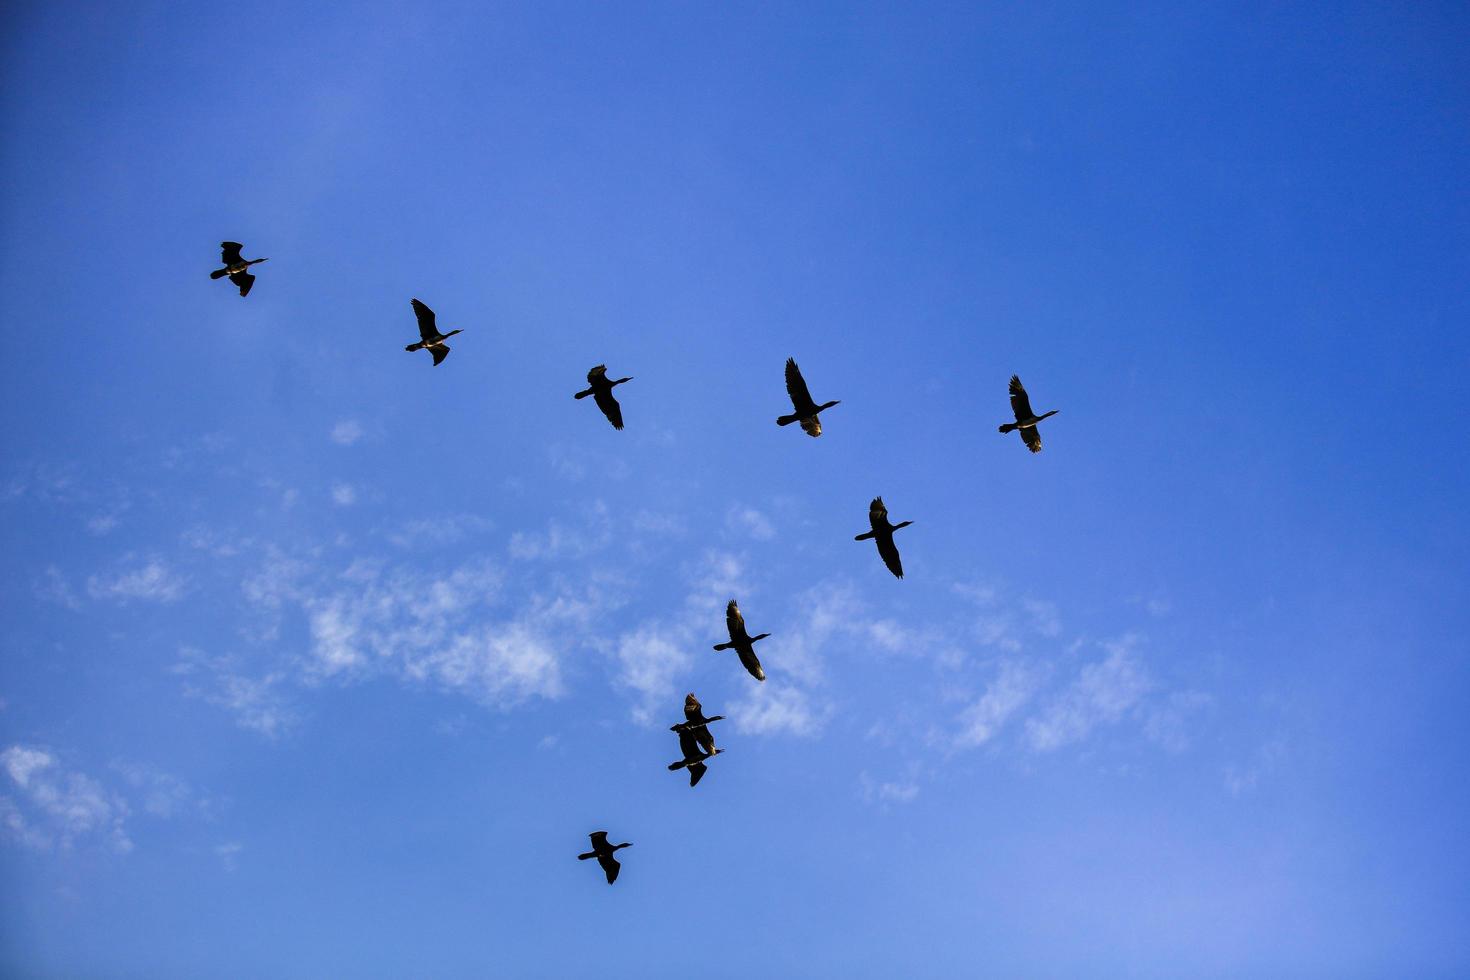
[726, 505, 775, 541]
[1025, 636, 1153, 752]
[330, 419, 364, 446]
[955, 660, 1039, 748]
[87, 558, 186, 603]
[331, 483, 357, 506]
[730, 683, 824, 737]
[1, 746, 133, 853]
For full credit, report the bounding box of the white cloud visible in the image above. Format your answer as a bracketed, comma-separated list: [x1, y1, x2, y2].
[731, 683, 823, 737]
[2, 746, 132, 853]
[330, 419, 364, 446]
[860, 771, 920, 805]
[331, 483, 356, 506]
[215, 841, 243, 871]
[726, 505, 775, 541]
[36, 565, 81, 610]
[1026, 638, 1152, 752]
[87, 558, 186, 603]
[956, 661, 1038, 747]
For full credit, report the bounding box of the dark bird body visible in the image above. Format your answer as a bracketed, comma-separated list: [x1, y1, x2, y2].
[209, 241, 267, 297]
[997, 374, 1059, 453]
[574, 365, 633, 430]
[777, 358, 840, 437]
[854, 496, 913, 579]
[668, 693, 725, 787]
[577, 830, 632, 884]
[404, 299, 462, 366]
[713, 600, 769, 681]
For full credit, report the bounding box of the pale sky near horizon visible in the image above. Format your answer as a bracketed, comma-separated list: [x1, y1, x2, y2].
[2, 3, 1468, 977]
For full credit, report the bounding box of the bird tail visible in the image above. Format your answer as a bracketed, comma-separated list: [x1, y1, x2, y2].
[577, 851, 597, 860]
[209, 269, 228, 279]
[776, 413, 799, 426]
[854, 531, 876, 541]
[713, 642, 733, 651]
[574, 388, 592, 399]
[998, 422, 1018, 433]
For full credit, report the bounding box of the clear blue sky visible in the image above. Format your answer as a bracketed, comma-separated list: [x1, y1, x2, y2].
[2, 3, 1468, 976]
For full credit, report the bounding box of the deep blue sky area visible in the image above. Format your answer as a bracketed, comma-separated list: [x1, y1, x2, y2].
[1, 3, 1468, 977]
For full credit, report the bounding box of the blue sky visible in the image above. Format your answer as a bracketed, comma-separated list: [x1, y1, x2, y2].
[2, 2, 1468, 976]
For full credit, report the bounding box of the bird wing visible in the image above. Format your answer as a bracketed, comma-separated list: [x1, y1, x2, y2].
[411, 299, 438, 341]
[687, 761, 707, 787]
[220, 242, 244, 265]
[677, 729, 703, 760]
[1009, 375, 1035, 421]
[725, 600, 746, 641]
[587, 364, 608, 385]
[229, 271, 255, 297]
[869, 496, 888, 529]
[597, 852, 621, 884]
[431, 344, 450, 366]
[785, 358, 816, 412]
[593, 390, 624, 429]
[739, 647, 766, 681]
[589, 830, 609, 847]
[876, 532, 905, 579]
[1020, 424, 1042, 453]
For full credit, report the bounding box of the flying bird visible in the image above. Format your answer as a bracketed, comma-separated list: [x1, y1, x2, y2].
[209, 242, 267, 297]
[713, 600, 770, 682]
[777, 358, 840, 437]
[854, 496, 913, 579]
[574, 365, 633, 430]
[577, 831, 633, 885]
[997, 374, 1059, 453]
[403, 299, 462, 366]
[668, 693, 725, 787]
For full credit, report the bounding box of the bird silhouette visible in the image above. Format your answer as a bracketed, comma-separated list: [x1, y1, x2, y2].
[668, 693, 725, 787]
[403, 299, 462, 366]
[574, 365, 633, 430]
[777, 358, 840, 437]
[209, 242, 267, 297]
[854, 496, 914, 579]
[577, 830, 632, 884]
[997, 374, 1059, 453]
[713, 600, 770, 681]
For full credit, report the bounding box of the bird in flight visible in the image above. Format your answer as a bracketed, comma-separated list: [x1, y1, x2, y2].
[577, 831, 633, 884]
[668, 694, 725, 788]
[713, 600, 770, 682]
[574, 365, 633, 430]
[403, 299, 462, 366]
[998, 374, 1059, 453]
[777, 358, 840, 437]
[855, 496, 914, 579]
[209, 242, 267, 297]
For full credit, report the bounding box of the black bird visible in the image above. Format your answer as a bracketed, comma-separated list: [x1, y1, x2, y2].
[777, 358, 840, 437]
[209, 242, 267, 297]
[997, 374, 1059, 453]
[668, 693, 725, 787]
[854, 496, 913, 579]
[577, 831, 632, 884]
[404, 299, 462, 366]
[574, 365, 633, 430]
[713, 600, 770, 682]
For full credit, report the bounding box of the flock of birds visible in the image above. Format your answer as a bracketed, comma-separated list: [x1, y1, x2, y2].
[212, 240, 1061, 885]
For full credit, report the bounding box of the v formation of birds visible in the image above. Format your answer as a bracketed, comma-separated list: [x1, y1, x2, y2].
[212, 242, 1060, 883]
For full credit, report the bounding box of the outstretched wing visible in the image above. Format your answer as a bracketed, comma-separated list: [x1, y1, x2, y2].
[687, 761, 707, 787]
[1009, 375, 1035, 422]
[431, 344, 450, 366]
[877, 534, 904, 579]
[220, 242, 244, 265]
[738, 647, 766, 681]
[725, 600, 745, 640]
[1020, 424, 1042, 453]
[228, 271, 255, 297]
[589, 831, 609, 848]
[587, 364, 608, 385]
[411, 299, 438, 341]
[597, 852, 621, 884]
[869, 496, 888, 528]
[785, 358, 816, 413]
[593, 390, 624, 430]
